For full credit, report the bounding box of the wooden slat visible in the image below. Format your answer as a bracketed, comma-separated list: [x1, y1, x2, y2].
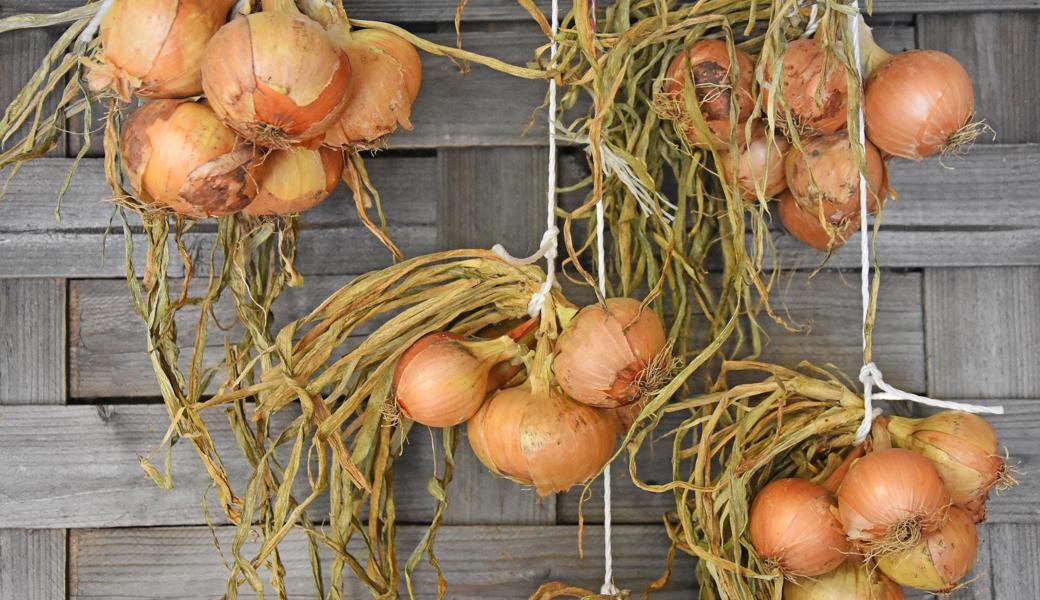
[919, 12, 1040, 144]
[924, 268, 1040, 398]
[0, 279, 65, 403]
[0, 25, 65, 157]
[70, 524, 691, 599]
[0, 529, 66, 600]
[983, 523, 1040, 598]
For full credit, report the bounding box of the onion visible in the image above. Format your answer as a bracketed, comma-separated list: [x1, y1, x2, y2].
[865, 50, 977, 160]
[553, 298, 668, 409]
[244, 147, 343, 216]
[662, 40, 755, 148]
[201, 5, 352, 148]
[783, 561, 905, 600]
[887, 412, 1009, 522]
[325, 28, 423, 148]
[877, 506, 978, 593]
[120, 99, 259, 217]
[393, 332, 521, 428]
[764, 38, 848, 136]
[467, 378, 618, 495]
[86, 0, 236, 101]
[749, 478, 850, 577]
[720, 121, 789, 202]
[837, 448, 952, 554]
[785, 132, 888, 223]
[778, 191, 859, 252]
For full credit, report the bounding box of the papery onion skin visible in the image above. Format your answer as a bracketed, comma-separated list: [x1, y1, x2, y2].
[721, 121, 790, 202]
[750, 478, 851, 577]
[785, 132, 888, 222]
[877, 506, 978, 593]
[244, 147, 343, 216]
[778, 191, 858, 252]
[393, 333, 519, 428]
[467, 380, 618, 495]
[553, 298, 668, 409]
[325, 29, 423, 148]
[887, 412, 1006, 522]
[765, 38, 849, 136]
[201, 11, 352, 148]
[865, 50, 975, 160]
[662, 40, 755, 148]
[837, 448, 952, 546]
[121, 99, 259, 217]
[88, 0, 237, 101]
[783, 561, 905, 600]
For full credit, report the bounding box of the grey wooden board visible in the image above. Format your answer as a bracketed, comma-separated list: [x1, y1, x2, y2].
[0, 278, 66, 404]
[0, 26, 65, 157]
[69, 524, 692, 599]
[0, 529, 66, 600]
[919, 12, 1040, 144]
[925, 268, 1040, 399]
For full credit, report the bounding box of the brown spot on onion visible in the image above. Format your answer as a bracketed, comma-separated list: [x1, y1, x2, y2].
[764, 38, 849, 136]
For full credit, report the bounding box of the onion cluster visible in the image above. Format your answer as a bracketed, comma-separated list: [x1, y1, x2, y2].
[101, 0, 422, 219]
[750, 411, 1006, 598]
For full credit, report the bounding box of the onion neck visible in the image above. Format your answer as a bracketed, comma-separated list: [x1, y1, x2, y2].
[884, 415, 920, 447]
[261, 0, 301, 13]
[296, 0, 351, 37]
[856, 15, 892, 76]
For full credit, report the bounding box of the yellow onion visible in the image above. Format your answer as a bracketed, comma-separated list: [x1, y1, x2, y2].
[784, 561, 905, 600]
[720, 121, 790, 202]
[244, 147, 343, 216]
[662, 40, 755, 147]
[393, 332, 521, 428]
[887, 411, 1008, 522]
[120, 100, 259, 217]
[325, 28, 423, 148]
[865, 50, 977, 160]
[201, 6, 352, 148]
[87, 0, 236, 101]
[778, 190, 859, 252]
[764, 38, 849, 136]
[749, 478, 850, 577]
[785, 132, 889, 223]
[467, 377, 618, 495]
[877, 506, 978, 593]
[553, 298, 668, 409]
[837, 448, 952, 552]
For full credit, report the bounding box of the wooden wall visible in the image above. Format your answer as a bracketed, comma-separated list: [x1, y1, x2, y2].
[1, 2, 1038, 598]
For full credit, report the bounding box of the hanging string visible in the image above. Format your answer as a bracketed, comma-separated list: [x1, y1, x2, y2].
[492, 0, 560, 317]
[846, 4, 1002, 443]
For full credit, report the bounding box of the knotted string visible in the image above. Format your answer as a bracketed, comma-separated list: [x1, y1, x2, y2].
[846, 4, 1002, 443]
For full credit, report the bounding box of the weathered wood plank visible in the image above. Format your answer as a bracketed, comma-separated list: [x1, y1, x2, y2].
[984, 523, 1040, 598]
[0, 26, 65, 157]
[0, 529, 66, 600]
[0, 279, 65, 403]
[925, 268, 1040, 398]
[70, 524, 691, 599]
[919, 12, 1040, 144]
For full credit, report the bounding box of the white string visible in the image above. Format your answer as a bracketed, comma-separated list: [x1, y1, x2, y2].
[847, 6, 1003, 443]
[78, 0, 114, 44]
[492, 0, 560, 317]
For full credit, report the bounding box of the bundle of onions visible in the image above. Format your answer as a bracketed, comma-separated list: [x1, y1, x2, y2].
[325, 28, 423, 147]
[783, 561, 905, 600]
[662, 40, 755, 148]
[244, 147, 344, 216]
[553, 297, 668, 409]
[467, 376, 619, 495]
[837, 448, 952, 553]
[121, 99, 259, 217]
[785, 132, 888, 223]
[393, 332, 523, 428]
[877, 506, 978, 593]
[764, 38, 848, 136]
[719, 121, 790, 202]
[201, 1, 352, 148]
[749, 479, 851, 577]
[778, 191, 859, 252]
[86, 0, 236, 101]
[865, 50, 978, 160]
[887, 411, 1011, 522]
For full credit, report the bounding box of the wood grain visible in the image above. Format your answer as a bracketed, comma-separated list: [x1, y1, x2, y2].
[0, 529, 66, 600]
[925, 268, 1040, 398]
[0, 279, 66, 404]
[70, 524, 692, 599]
[0, 25, 65, 157]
